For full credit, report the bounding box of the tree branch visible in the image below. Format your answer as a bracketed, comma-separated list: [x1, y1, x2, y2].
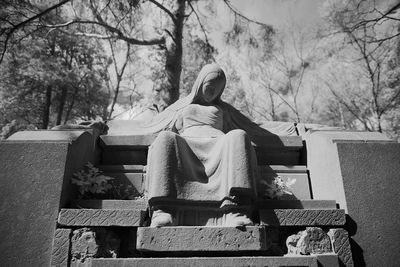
[0, 0, 71, 64]
[187, 1, 211, 46]
[223, 0, 270, 27]
[148, 0, 176, 23]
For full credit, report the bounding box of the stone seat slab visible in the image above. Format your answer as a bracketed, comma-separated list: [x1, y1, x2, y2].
[260, 209, 346, 226]
[136, 226, 269, 252]
[58, 209, 145, 227]
[99, 135, 303, 151]
[256, 200, 337, 209]
[91, 256, 322, 267]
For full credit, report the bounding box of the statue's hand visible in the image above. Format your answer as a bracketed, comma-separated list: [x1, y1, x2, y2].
[79, 121, 109, 135]
[52, 121, 109, 135]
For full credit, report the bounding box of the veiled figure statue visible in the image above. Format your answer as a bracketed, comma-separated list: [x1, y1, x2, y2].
[133, 64, 276, 227]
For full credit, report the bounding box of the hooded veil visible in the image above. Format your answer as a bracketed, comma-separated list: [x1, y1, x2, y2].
[145, 63, 266, 205]
[129, 63, 282, 140]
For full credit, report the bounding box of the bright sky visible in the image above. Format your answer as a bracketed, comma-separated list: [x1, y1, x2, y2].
[229, 0, 322, 30]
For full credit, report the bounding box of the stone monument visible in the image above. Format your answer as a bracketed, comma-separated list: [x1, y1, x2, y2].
[0, 64, 399, 266]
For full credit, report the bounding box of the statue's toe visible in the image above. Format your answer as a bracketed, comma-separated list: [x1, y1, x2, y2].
[224, 211, 254, 227]
[150, 209, 174, 227]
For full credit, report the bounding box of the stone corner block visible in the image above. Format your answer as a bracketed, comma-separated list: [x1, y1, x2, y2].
[136, 226, 269, 252]
[328, 228, 354, 267]
[58, 209, 145, 227]
[51, 229, 72, 267]
[260, 209, 345, 226]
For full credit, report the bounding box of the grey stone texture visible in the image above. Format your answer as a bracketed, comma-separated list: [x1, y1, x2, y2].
[91, 256, 319, 267]
[0, 130, 93, 267]
[58, 209, 145, 226]
[71, 199, 147, 210]
[336, 142, 399, 267]
[136, 226, 269, 252]
[258, 165, 311, 199]
[256, 200, 336, 209]
[71, 228, 120, 264]
[260, 209, 345, 226]
[51, 229, 71, 267]
[286, 227, 332, 255]
[304, 130, 393, 212]
[316, 255, 340, 267]
[328, 229, 354, 267]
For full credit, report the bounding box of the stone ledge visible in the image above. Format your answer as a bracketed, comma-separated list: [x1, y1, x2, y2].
[91, 256, 319, 267]
[51, 229, 71, 267]
[58, 209, 145, 227]
[100, 135, 303, 150]
[260, 209, 345, 226]
[256, 200, 337, 210]
[136, 226, 269, 252]
[328, 229, 354, 267]
[71, 200, 147, 210]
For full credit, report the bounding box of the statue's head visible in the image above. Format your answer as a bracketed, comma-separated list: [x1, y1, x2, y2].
[193, 64, 226, 104]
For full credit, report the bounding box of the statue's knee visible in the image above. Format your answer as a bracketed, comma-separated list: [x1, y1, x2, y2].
[155, 131, 178, 145]
[227, 129, 248, 139]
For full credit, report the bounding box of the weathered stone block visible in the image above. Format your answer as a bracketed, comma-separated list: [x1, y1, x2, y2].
[286, 227, 332, 255]
[71, 199, 147, 210]
[102, 172, 144, 195]
[256, 200, 337, 209]
[58, 209, 145, 226]
[71, 228, 120, 266]
[51, 229, 71, 267]
[102, 150, 147, 165]
[328, 229, 354, 267]
[136, 226, 269, 252]
[316, 254, 340, 267]
[98, 164, 146, 173]
[260, 209, 345, 226]
[91, 256, 319, 267]
[0, 131, 93, 267]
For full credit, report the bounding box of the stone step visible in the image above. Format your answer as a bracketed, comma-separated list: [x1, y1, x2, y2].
[58, 209, 146, 227]
[136, 226, 270, 252]
[98, 164, 311, 200]
[99, 164, 307, 173]
[99, 135, 303, 151]
[100, 135, 304, 165]
[99, 164, 146, 173]
[70, 199, 147, 210]
[91, 255, 340, 267]
[260, 209, 346, 226]
[101, 149, 303, 165]
[256, 200, 337, 209]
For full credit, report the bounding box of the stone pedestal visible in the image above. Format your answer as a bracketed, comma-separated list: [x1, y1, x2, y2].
[0, 130, 94, 267]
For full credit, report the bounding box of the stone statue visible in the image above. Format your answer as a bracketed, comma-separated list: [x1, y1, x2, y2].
[133, 64, 276, 227]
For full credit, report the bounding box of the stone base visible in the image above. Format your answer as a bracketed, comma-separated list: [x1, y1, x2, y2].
[91, 256, 322, 267]
[136, 226, 270, 252]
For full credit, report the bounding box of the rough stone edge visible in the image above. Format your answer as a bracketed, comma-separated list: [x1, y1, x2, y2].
[328, 228, 354, 267]
[51, 229, 71, 267]
[91, 256, 318, 267]
[58, 209, 145, 226]
[136, 226, 268, 252]
[260, 209, 346, 226]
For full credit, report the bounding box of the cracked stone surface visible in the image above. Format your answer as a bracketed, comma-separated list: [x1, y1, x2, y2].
[260, 209, 345, 226]
[136, 226, 269, 252]
[58, 209, 145, 226]
[286, 227, 332, 255]
[328, 228, 354, 267]
[51, 229, 71, 266]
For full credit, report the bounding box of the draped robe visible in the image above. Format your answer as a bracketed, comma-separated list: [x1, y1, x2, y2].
[146, 104, 258, 205]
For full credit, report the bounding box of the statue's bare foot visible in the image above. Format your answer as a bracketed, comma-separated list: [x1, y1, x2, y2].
[224, 211, 253, 227]
[150, 209, 174, 227]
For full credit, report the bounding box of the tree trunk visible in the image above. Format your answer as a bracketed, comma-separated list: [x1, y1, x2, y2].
[41, 85, 52, 129]
[157, 0, 185, 111]
[56, 86, 68, 125]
